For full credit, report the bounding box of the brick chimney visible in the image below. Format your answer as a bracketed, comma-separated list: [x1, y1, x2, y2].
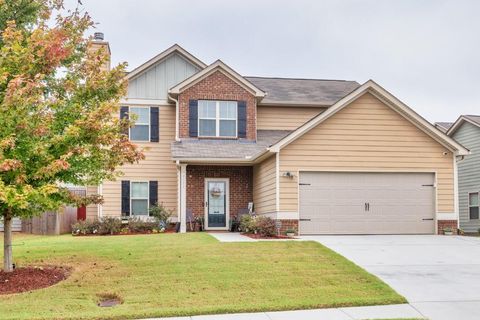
[89, 32, 111, 71]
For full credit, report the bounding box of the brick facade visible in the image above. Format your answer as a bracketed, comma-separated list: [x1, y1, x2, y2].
[186, 165, 253, 225]
[437, 220, 458, 235]
[178, 70, 257, 140]
[277, 219, 299, 235]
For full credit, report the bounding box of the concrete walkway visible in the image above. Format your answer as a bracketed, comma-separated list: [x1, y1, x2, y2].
[145, 303, 424, 319]
[305, 235, 480, 320]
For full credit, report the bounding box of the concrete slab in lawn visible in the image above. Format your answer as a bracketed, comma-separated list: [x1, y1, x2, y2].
[207, 232, 257, 242]
[303, 235, 480, 320]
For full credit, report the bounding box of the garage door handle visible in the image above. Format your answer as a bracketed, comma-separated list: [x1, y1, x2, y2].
[299, 219, 311, 221]
[422, 218, 434, 221]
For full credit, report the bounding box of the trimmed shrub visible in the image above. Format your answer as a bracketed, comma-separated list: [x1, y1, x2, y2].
[255, 216, 276, 237]
[97, 217, 122, 235]
[127, 218, 159, 233]
[149, 203, 173, 229]
[239, 215, 255, 233]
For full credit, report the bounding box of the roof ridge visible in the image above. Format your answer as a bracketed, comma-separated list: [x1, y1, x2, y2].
[245, 76, 358, 82]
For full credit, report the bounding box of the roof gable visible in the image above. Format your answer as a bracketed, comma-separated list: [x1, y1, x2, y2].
[126, 44, 206, 81]
[269, 80, 469, 156]
[447, 115, 480, 136]
[169, 60, 266, 98]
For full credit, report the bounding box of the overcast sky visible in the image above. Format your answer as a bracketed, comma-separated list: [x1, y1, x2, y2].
[67, 0, 479, 122]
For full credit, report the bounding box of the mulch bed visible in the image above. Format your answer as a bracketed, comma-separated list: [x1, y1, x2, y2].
[0, 266, 70, 295]
[243, 233, 296, 239]
[73, 229, 176, 237]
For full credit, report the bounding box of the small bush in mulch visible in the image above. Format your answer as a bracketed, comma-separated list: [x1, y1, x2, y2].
[243, 233, 294, 240]
[0, 266, 70, 295]
[97, 292, 123, 307]
[239, 215, 278, 237]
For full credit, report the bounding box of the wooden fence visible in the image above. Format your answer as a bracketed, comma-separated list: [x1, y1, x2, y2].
[22, 206, 78, 235]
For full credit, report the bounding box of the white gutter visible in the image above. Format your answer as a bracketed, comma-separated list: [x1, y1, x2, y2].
[169, 94, 180, 141]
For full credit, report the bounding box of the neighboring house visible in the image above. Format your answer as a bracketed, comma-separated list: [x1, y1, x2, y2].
[86, 34, 469, 235]
[446, 115, 480, 233]
[0, 218, 22, 232]
[434, 122, 454, 133]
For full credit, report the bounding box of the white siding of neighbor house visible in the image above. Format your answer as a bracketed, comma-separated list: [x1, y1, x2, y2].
[0, 218, 22, 232]
[452, 122, 480, 233]
[127, 53, 200, 100]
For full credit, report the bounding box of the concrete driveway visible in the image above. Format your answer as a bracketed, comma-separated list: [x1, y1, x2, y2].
[302, 235, 480, 320]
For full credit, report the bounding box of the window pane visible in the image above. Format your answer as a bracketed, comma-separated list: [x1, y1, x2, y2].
[220, 120, 236, 137]
[469, 193, 479, 206]
[199, 101, 216, 118]
[470, 207, 479, 220]
[132, 199, 149, 215]
[199, 119, 216, 136]
[130, 125, 149, 141]
[130, 107, 149, 123]
[131, 182, 148, 198]
[220, 101, 237, 119]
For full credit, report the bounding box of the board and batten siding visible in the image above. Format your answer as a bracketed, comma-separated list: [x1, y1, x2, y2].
[127, 53, 200, 100]
[95, 104, 178, 218]
[452, 122, 480, 232]
[257, 106, 325, 130]
[278, 92, 455, 217]
[253, 155, 277, 214]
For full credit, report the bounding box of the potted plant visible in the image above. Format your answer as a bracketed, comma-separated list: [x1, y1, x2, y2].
[443, 226, 454, 235]
[285, 229, 296, 238]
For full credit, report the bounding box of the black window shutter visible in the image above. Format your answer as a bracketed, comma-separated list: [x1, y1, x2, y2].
[189, 100, 198, 137]
[121, 180, 130, 216]
[120, 106, 129, 136]
[150, 107, 159, 142]
[237, 101, 247, 138]
[149, 181, 158, 207]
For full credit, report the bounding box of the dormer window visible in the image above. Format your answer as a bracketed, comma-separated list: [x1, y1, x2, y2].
[198, 100, 237, 138]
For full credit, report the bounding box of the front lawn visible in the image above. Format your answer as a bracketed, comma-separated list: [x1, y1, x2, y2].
[0, 233, 405, 320]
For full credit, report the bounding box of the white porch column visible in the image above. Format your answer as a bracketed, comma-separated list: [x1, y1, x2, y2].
[180, 163, 187, 233]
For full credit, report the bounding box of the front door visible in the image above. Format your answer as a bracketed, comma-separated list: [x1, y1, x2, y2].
[205, 178, 229, 230]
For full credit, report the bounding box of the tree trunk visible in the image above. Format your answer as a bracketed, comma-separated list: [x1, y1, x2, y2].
[3, 211, 13, 273]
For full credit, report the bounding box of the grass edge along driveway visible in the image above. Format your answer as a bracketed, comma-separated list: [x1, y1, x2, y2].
[0, 232, 406, 320]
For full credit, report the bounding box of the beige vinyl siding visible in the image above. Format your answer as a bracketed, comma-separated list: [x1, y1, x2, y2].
[86, 186, 98, 220]
[253, 155, 277, 214]
[101, 104, 178, 217]
[257, 106, 325, 130]
[279, 92, 455, 216]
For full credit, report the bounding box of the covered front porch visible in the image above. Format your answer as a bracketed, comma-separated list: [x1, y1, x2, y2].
[178, 164, 253, 232]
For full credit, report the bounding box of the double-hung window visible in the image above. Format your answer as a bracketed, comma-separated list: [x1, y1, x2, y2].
[469, 192, 479, 220]
[131, 182, 149, 216]
[129, 107, 150, 141]
[198, 100, 237, 137]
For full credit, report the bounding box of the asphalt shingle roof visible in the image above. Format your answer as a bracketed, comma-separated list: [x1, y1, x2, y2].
[245, 77, 360, 106]
[464, 115, 480, 126]
[171, 130, 291, 160]
[434, 122, 454, 132]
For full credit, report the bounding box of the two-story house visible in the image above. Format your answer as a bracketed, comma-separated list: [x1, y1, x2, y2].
[85, 34, 468, 235]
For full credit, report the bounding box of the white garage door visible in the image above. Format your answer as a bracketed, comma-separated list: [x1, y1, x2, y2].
[0, 218, 22, 232]
[299, 172, 435, 235]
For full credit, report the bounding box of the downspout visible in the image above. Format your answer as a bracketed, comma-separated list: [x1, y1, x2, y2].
[168, 93, 180, 141]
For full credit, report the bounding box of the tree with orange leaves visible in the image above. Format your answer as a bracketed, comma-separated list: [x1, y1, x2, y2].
[0, 0, 143, 272]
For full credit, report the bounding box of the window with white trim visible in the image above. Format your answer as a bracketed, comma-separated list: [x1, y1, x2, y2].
[129, 107, 150, 141]
[131, 182, 149, 216]
[198, 100, 237, 137]
[469, 192, 479, 220]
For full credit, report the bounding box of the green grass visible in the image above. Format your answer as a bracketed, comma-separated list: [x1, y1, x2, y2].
[0, 233, 405, 320]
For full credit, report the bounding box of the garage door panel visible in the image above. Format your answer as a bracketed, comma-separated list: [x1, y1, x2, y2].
[299, 172, 435, 235]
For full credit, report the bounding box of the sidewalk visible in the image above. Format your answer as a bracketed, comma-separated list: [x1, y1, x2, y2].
[143, 303, 425, 320]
